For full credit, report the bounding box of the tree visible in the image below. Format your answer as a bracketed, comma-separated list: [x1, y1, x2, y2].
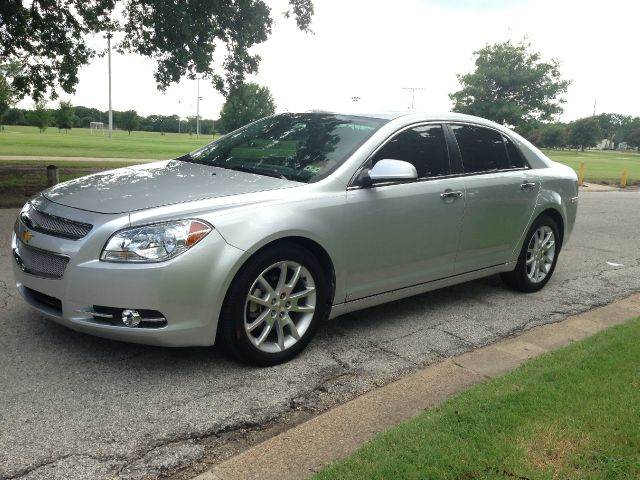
[568, 117, 602, 150]
[219, 83, 276, 133]
[4, 107, 25, 125]
[540, 123, 568, 148]
[450, 40, 571, 129]
[0, 0, 313, 102]
[620, 117, 640, 148]
[29, 101, 52, 133]
[118, 110, 140, 135]
[594, 113, 629, 148]
[0, 62, 20, 130]
[54, 101, 75, 132]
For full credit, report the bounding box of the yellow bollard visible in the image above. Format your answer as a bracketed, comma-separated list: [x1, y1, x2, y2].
[578, 162, 585, 187]
[621, 170, 628, 189]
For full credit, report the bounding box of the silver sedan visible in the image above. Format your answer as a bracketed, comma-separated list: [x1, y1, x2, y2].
[11, 112, 578, 365]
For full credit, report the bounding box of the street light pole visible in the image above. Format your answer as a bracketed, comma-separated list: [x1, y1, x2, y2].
[196, 79, 200, 138]
[107, 32, 113, 139]
[178, 99, 182, 134]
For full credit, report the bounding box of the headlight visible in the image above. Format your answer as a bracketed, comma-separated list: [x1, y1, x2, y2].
[100, 219, 212, 263]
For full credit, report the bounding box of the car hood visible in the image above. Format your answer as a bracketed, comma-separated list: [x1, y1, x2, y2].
[43, 160, 300, 214]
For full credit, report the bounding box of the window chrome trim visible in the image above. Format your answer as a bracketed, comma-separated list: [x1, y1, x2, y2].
[346, 173, 465, 191]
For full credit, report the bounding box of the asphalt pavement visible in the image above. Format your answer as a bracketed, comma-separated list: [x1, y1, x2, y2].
[1, 191, 639, 480]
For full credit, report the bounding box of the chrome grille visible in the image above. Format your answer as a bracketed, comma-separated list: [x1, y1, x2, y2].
[15, 241, 69, 279]
[21, 206, 92, 240]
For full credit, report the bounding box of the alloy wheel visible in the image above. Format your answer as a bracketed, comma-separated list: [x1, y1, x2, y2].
[244, 261, 316, 353]
[526, 225, 556, 284]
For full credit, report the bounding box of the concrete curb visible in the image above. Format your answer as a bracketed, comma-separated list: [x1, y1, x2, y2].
[192, 294, 640, 480]
[579, 182, 639, 192]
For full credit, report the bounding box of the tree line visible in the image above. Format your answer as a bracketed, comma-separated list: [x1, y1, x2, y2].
[518, 114, 640, 150]
[1, 81, 276, 137]
[2, 101, 219, 136]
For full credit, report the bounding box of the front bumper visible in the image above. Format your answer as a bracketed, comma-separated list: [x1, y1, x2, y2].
[11, 204, 246, 347]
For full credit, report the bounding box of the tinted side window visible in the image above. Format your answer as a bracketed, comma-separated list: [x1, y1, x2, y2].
[451, 125, 509, 173]
[503, 135, 528, 168]
[372, 125, 450, 178]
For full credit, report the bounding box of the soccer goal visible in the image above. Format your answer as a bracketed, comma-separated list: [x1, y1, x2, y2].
[90, 121, 105, 135]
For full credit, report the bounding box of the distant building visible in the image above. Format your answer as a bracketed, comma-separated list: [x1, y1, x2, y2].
[596, 138, 614, 150]
[618, 142, 628, 151]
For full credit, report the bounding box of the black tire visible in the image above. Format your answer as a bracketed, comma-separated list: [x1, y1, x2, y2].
[501, 214, 561, 293]
[219, 243, 330, 366]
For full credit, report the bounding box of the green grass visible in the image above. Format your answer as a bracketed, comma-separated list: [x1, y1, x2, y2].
[544, 149, 640, 185]
[0, 159, 140, 169]
[1, 126, 638, 185]
[0, 125, 214, 159]
[315, 318, 640, 480]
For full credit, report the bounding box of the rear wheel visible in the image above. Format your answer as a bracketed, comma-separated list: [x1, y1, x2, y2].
[501, 215, 560, 293]
[220, 244, 329, 366]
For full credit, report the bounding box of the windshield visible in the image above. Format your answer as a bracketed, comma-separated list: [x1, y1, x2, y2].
[181, 113, 388, 183]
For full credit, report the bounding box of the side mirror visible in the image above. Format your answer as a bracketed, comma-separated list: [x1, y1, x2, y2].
[358, 159, 418, 187]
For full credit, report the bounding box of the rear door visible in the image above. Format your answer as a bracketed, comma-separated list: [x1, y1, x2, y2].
[447, 124, 539, 274]
[343, 123, 466, 301]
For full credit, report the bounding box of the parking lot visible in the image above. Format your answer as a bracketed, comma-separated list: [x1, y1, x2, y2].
[1, 190, 639, 480]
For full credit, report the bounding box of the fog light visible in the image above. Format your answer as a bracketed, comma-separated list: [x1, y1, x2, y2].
[122, 309, 141, 327]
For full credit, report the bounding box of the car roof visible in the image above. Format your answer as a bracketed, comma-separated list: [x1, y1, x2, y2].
[303, 110, 506, 128]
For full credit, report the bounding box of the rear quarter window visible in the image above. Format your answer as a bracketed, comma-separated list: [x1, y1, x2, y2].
[503, 135, 529, 169]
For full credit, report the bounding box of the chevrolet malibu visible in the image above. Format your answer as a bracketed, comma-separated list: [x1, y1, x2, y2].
[12, 112, 578, 365]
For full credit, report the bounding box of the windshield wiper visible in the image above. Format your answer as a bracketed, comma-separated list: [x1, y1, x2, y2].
[174, 153, 194, 163]
[216, 165, 288, 180]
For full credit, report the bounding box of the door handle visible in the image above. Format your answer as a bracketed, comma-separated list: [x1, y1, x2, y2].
[520, 182, 536, 191]
[440, 190, 463, 200]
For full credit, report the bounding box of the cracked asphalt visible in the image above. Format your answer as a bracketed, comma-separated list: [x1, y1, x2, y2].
[1, 191, 639, 480]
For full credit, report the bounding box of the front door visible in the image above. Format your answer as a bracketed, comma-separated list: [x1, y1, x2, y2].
[344, 124, 466, 301]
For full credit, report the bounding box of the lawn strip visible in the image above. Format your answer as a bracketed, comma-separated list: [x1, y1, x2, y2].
[315, 317, 640, 480]
[0, 162, 136, 207]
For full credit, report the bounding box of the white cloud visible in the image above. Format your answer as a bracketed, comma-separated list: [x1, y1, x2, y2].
[18, 0, 640, 121]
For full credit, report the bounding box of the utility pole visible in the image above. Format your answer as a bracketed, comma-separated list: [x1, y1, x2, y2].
[593, 97, 597, 117]
[107, 31, 113, 139]
[177, 99, 182, 134]
[402, 87, 426, 110]
[196, 79, 200, 138]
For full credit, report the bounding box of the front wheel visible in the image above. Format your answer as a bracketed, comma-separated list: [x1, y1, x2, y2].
[501, 215, 560, 293]
[219, 244, 329, 366]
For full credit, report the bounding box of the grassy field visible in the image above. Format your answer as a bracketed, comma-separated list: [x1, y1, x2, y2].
[316, 318, 640, 480]
[0, 125, 214, 159]
[1, 126, 638, 184]
[544, 149, 640, 185]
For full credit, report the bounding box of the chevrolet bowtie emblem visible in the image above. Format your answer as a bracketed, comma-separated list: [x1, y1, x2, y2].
[22, 230, 33, 243]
